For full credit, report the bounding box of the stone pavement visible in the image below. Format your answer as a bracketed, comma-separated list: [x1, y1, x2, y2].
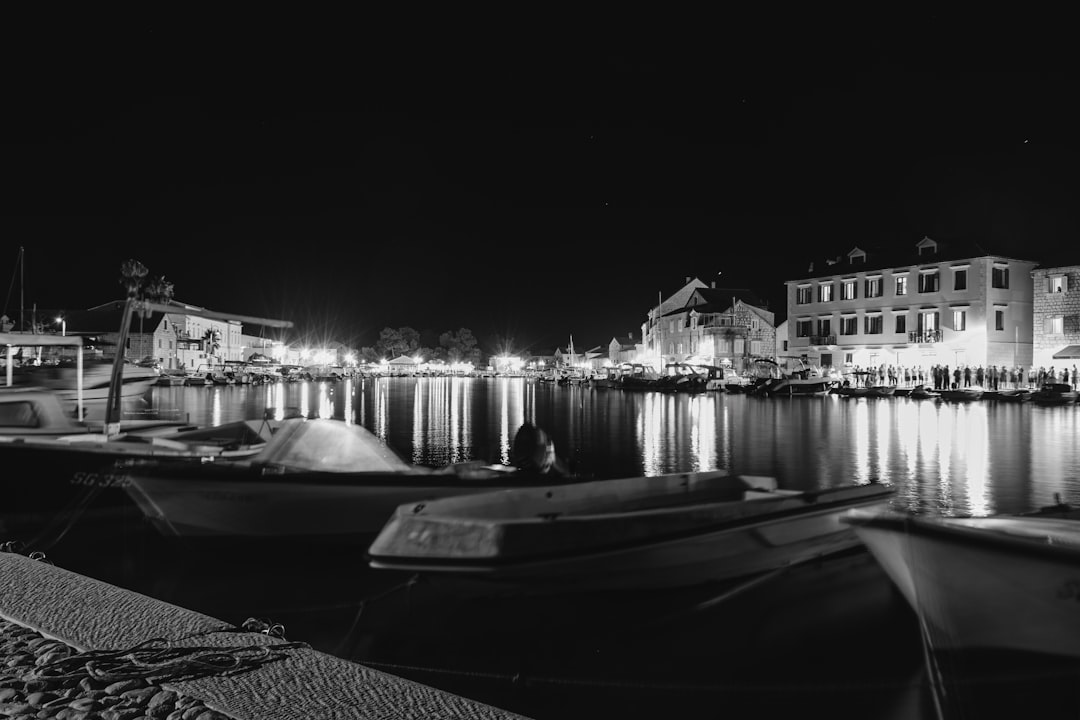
[0, 551, 529, 719]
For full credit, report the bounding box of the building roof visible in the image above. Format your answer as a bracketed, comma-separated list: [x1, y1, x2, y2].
[661, 287, 768, 319]
[789, 236, 1040, 283]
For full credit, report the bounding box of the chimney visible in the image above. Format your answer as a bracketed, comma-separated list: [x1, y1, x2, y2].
[711, 281, 716, 288]
[685, 276, 691, 284]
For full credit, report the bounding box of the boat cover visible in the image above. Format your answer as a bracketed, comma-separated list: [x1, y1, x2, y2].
[254, 418, 414, 472]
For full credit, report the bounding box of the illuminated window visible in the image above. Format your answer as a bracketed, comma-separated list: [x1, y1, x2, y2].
[864, 276, 883, 298]
[1049, 316, 1064, 334]
[841, 279, 858, 300]
[796, 286, 812, 304]
[953, 310, 966, 331]
[1049, 275, 1069, 293]
[895, 276, 908, 296]
[818, 283, 834, 302]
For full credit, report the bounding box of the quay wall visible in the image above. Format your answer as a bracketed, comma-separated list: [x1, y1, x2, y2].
[0, 551, 528, 720]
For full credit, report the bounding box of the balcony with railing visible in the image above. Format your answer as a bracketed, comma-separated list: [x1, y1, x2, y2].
[700, 324, 748, 336]
[908, 330, 943, 344]
[810, 335, 837, 346]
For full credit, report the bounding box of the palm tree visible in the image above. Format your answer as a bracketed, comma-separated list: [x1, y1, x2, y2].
[203, 328, 221, 360]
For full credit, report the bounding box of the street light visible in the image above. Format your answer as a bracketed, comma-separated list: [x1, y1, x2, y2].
[55, 315, 66, 336]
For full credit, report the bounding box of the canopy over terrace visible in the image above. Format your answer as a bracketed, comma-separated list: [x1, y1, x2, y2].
[1052, 345, 1080, 360]
[1, 332, 87, 416]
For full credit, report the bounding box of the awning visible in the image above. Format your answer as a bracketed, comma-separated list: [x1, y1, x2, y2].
[1052, 345, 1080, 359]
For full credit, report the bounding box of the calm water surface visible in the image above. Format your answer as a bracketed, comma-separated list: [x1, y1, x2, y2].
[150, 376, 1080, 517]
[44, 378, 1080, 720]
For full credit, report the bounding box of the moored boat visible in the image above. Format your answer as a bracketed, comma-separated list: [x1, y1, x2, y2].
[1030, 382, 1078, 405]
[907, 384, 940, 400]
[938, 387, 984, 402]
[0, 384, 279, 541]
[843, 507, 1080, 659]
[757, 360, 839, 397]
[120, 418, 583, 545]
[617, 363, 663, 391]
[367, 473, 895, 594]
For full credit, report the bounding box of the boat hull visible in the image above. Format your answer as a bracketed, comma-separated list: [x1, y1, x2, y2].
[122, 472, 561, 541]
[846, 510, 1080, 659]
[368, 479, 895, 593]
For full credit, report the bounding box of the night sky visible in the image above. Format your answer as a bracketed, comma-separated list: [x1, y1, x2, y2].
[3, 26, 1075, 354]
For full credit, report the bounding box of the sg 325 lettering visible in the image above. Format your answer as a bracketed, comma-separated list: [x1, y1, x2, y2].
[70, 471, 129, 488]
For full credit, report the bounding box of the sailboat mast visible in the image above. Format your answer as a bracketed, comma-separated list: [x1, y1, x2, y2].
[19, 246, 24, 332]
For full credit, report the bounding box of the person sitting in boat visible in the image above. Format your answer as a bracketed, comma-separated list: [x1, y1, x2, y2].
[512, 422, 572, 477]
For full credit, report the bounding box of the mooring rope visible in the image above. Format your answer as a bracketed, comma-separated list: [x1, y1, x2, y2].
[27, 622, 309, 686]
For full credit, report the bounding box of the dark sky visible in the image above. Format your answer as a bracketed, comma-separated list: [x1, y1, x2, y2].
[2, 25, 1076, 353]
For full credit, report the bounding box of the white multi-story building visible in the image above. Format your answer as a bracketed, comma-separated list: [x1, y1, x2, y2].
[785, 237, 1037, 371]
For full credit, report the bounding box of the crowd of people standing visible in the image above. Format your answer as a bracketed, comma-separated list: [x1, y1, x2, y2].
[846, 363, 1079, 391]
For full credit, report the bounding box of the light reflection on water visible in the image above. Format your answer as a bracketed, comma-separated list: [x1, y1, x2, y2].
[147, 379, 1080, 517]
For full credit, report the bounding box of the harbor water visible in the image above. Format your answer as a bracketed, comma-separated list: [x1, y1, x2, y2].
[26, 378, 1080, 719]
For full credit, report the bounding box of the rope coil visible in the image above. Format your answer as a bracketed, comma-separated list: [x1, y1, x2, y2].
[27, 625, 309, 685]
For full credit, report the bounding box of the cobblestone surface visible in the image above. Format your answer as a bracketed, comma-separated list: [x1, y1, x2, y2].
[0, 617, 233, 720]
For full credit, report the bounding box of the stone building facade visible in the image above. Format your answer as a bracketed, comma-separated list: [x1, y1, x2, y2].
[642, 277, 776, 372]
[1032, 265, 1080, 368]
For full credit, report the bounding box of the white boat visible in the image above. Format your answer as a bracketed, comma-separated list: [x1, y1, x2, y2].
[756, 361, 839, 397]
[843, 507, 1080, 659]
[0, 300, 294, 541]
[43, 360, 159, 407]
[0, 384, 279, 539]
[120, 418, 583, 543]
[367, 473, 895, 594]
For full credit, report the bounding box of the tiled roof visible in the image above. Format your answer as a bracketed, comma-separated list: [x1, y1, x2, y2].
[791, 236, 1039, 282]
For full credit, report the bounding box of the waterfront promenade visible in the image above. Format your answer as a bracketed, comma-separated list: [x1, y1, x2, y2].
[0, 550, 527, 720]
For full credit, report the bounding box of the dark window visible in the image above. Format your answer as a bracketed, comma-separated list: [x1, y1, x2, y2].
[895, 315, 907, 334]
[918, 272, 939, 293]
[992, 266, 1010, 289]
[954, 269, 967, 291]
[995, 310, 1005, 331]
